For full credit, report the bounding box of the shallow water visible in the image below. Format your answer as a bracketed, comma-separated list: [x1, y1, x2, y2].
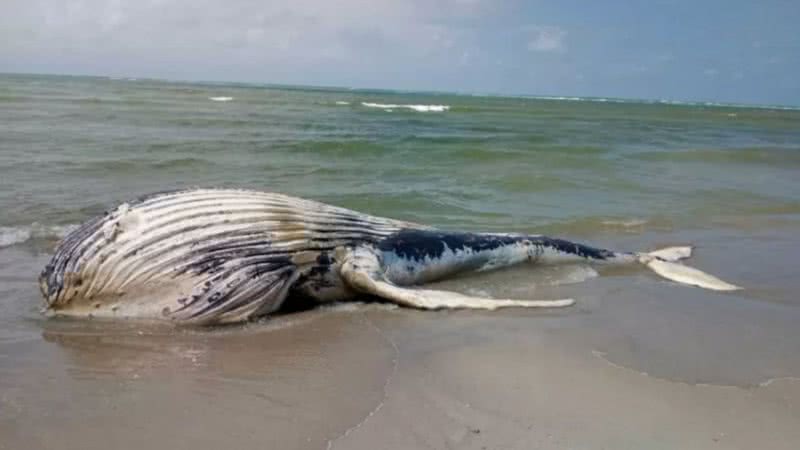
[1, 73, 799, 449]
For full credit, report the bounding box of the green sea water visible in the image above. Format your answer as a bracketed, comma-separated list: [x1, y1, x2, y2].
[1, 73, 799, 240]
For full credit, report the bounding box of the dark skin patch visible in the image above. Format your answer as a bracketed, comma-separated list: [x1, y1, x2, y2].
[377, 229, 522, 261]
[534, 237, 615, 260]
[316, 252, 333, 265]
[279, 294, 324, 313]
[294, 251, 338, 291]
[378, 229, 615, 262]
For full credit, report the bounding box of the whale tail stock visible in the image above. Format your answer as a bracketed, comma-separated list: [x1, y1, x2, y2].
[340, 246, 575, 311]
[635, 246, 740, 291]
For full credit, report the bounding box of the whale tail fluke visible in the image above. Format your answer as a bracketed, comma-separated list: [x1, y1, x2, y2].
[638, 246, 741, 291]
[645, 245, 693, 261]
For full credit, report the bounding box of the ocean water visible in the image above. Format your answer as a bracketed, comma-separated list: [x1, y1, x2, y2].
[2, 73, 800, 449]
[1, 73, 798, 238]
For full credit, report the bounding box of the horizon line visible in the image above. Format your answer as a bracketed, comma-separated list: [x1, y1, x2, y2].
[2, 70, 798, 111]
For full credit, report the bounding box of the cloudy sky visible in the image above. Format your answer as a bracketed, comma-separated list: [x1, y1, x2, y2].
[2, 0, 798, 105]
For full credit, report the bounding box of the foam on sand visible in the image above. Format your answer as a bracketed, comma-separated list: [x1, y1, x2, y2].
[543, 264, 600, 286]
[361, 102, 450, 112]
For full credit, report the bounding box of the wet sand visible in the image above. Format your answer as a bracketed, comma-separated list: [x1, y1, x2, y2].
[2, 227, 800, 449]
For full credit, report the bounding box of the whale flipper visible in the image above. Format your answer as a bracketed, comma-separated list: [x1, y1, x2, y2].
[340, 247, 574, 310]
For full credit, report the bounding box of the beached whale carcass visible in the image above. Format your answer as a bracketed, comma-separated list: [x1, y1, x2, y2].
[40, 189, 740, 324]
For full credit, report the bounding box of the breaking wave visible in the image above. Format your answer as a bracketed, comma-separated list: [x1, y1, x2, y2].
[209, 96, 234, 102]
[0, 224, 78, 249]
[600, 219, 648, 228]
[361, 102, 450, 112]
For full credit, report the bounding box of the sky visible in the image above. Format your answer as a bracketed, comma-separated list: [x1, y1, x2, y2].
[1, 0, 798, 105]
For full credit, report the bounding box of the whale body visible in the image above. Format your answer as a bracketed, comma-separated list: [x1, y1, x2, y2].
[40, 189, 740, 324]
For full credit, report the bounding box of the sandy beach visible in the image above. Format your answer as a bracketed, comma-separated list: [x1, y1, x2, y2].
[2, 227, 799, 450]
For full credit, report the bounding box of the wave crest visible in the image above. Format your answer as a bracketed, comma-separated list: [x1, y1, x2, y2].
[361, 102, 450, 112]
[0, 224, 78, 248]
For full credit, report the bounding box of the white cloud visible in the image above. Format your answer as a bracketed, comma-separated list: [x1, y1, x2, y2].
[703, 68, 719, 77]
[0, 0, 493, 84]
[526, 26, 567, 52]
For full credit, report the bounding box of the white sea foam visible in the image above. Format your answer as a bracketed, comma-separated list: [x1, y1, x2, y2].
[0, 227, 30, 248]
[548, 265, 599, 285]
[335, 101, 351, 105]
[466, 288, 491, 297]
[517, 95, 799, 111]
[601, 218, 648, 228]
[209, 96, 234, 102]
[361, 102, 450, 112]
[0, 224, 78, 249]
[538, 96, 583, 101]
